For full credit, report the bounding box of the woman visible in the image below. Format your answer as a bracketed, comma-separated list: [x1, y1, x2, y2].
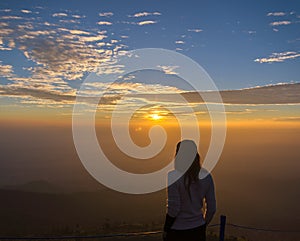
[163, 140, 216, 241]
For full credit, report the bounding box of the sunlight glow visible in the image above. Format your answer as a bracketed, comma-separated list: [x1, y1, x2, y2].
[148, 113, 162, 121]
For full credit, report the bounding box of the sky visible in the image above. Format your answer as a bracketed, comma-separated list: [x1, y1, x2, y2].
[0, 0, 300, 125]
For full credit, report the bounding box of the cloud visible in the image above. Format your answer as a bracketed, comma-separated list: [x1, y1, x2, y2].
[244, 30, 256, 34]
[8, 39, 15, 48]
[254, 51, 300, 63]
[59, 19, 79, 24]
[0, 81, 183, 107]
[0, 16, 23, 20]
[2, 79, 300, 110]
[99, 12, 114, 17]
[119, 21, 137, 25]
[220, 82, 300, 104]
[137, 20, 157, 26]
[0, 8, 191, 110]
[0, 22, 9, 27]
[0, 9, 11, 12]
[97, 21, 112, 25]
[0, 62, 14, 77]
[0, 27, 14, 36]
[0, 11, 125, 85]
[10, 28, 112, 80]
[131, 82, 300, 105]
[0, 76, 127, 108]
[52, 13, 68, 17]
[69, 29, 91, 35]
[130, 12, 161, 18]
[187, 29, 203, 33]
[157, 65, 179, 75]
[82, 82, 182, 96]
[72, 14, 85, 19]
[273, 117, 300, 122]
[269, 21, 291, 26]
[21, 9, 32, 14]
[267, 12, 286, 16]
[0, 84, 119, 107]
[42, 22, 57, 27]
[175, 40, 184, 44]
[0, 35, 14, 50]
[78, 35, 106, 42]
[24, 30, 57, 36]
[0, 84, 75, 103]
[0, 46, 12, 51]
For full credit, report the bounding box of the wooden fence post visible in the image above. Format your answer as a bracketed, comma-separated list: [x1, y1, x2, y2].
[219, 215, 226, 241]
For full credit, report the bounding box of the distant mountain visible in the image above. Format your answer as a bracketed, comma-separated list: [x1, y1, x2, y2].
[0, 188, 165, 236]
[2, 180, 64, 194]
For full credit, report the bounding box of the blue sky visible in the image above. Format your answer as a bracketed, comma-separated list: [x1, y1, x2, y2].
[0, 0, 299, 107]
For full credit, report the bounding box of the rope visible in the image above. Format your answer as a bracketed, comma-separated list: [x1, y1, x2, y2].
[227, 223, 300, 233]
[0, 231, 162, 240]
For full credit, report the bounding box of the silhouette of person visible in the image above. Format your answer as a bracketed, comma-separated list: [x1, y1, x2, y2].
[163, 140, 216, 241]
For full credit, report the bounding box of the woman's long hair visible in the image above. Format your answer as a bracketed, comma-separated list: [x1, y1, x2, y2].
[175, 140, 201, 200]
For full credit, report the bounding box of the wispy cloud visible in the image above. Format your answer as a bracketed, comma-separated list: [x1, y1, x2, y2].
[78, 35, 106, 42]
[267, 12, 286, 17]
[0, 84, 75, 103]
[99, 12, 114, 17]
[0, 15, 23, 20]
[69, 29, 91, 35]
[0, 46, 12, 51]
[97, 21, 113, 25]
[157, 65, 179, 75]
[0, 11, 124, 85]
[72, 14, 85, 19]
[52, 12, 68, 17]
[130, 12, 161, 18]
[244, 30, 256, 34]
[0, 9, 11, 12]
[0, 81, 183, 107]
[188, 29, 203, 33]
[133, 82, 300, 105]
[269, 21, 291, 26]
[1, 80, 300, 111]
[254, 51, 300, 63]
[0, 35, 13, 50]
[21, 9, 32, 14]
[59, 19, 79, 24]
[0, 62, 14, 77]
[137, 20, 157, 26]
[273, 117, 300, 122]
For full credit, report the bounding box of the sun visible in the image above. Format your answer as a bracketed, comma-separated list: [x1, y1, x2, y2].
[148, 113, 162, 121]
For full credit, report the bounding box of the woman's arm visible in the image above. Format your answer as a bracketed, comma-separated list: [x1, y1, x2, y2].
[204, 175, 216, 224]
[163, 174, 180, 239]
[167, 180, 181, 218]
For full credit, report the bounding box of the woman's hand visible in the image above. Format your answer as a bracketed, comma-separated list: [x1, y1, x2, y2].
[162, 231, 167, 241]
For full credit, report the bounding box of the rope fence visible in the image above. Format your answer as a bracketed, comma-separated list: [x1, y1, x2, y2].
[226, 223, 300, 233]
[0, 231, 162, 240]
[0, 215, 299, 240]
